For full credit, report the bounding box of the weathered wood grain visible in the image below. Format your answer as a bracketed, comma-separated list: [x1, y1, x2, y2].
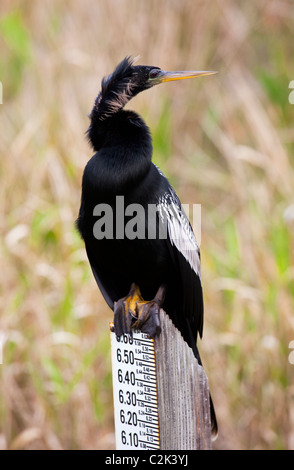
[154, 309, 212, 450]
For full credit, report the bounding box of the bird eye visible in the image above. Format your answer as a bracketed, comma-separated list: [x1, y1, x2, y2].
[149, 69, 160, 79]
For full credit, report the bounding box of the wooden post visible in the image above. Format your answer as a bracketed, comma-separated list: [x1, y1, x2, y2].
[154, 309, 212, 450]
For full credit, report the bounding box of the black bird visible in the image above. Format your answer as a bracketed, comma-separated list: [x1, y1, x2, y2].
[77, 56, 217, 436]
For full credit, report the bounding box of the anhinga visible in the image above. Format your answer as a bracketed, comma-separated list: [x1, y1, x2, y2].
[77, 56, 217, 436]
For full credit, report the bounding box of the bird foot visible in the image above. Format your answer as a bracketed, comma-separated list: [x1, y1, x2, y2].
[132, 300, 161, 338]
[113, 283, 163, 338]
[113, 283, 143, 337]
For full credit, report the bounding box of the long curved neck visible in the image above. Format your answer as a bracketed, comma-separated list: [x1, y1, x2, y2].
[85, 109, 153, 196]
[87, 58, 140, 149]
[85, 61, 153, 195]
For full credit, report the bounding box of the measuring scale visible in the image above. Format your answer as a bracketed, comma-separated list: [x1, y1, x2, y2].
[110, 325, 160, 450]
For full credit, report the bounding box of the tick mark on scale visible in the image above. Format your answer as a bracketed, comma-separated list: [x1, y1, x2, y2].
[111, 329, 160, 449]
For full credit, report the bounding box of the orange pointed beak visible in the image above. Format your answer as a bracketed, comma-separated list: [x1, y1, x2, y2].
[157, 69, 217, 83]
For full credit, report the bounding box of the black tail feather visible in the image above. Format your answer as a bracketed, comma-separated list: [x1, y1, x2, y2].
[184, 317, 218, 438]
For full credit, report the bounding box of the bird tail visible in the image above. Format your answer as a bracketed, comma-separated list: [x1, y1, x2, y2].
[184, 318, 218, 439]
[195, 344, 218, 439]
[160, 300, 218, 439]
[209, 394, 218, 439]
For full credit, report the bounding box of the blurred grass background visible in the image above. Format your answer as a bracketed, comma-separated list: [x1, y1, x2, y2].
[0, 0, 294, 450]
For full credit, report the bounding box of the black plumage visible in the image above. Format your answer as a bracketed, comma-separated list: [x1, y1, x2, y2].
[77, 57, 217, 436]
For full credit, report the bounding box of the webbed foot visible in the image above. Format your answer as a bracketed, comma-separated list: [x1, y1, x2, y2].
[113, 283, 166, 338]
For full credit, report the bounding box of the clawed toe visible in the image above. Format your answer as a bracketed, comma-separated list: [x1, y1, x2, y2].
[113, 283, 165, 338]
[113, 298, 133, 337]
[132, 301, 161, 338]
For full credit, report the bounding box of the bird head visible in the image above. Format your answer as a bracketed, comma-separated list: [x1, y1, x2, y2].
[92, 57, 216, 119]
[131, 62, 217, 93]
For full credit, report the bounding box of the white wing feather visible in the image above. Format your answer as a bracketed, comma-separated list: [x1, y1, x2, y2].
[157, 189, 201, 280]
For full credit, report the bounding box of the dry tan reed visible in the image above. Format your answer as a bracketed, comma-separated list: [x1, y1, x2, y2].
[0, 0, 293, 449]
